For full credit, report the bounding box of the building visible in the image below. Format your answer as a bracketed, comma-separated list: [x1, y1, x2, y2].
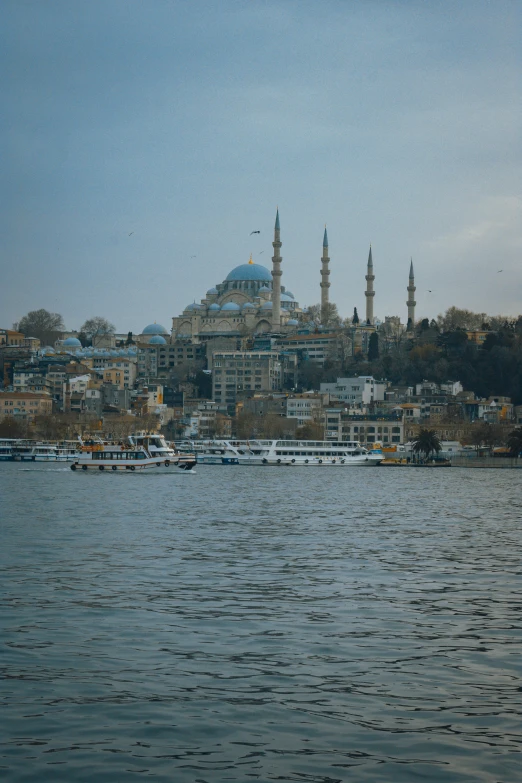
[286, 394, 326, 427]
[102, 360, 137, 389]
[275, 333, 347, 366]
[0, 392, 53, 421]
[324, 408, 404, 445]
[171, 211, 302, 342]
[320, 376, 386, 406]
[211, 350, 297, 412]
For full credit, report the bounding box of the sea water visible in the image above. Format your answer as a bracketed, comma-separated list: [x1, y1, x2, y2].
[1, 464, 521, 782]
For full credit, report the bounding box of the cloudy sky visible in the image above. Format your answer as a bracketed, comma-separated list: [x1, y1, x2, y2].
[2, 0, 521, 334]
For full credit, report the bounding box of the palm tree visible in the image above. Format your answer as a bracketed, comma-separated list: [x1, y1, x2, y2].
[412, 429, 442, 461]
[507, 428, 522, 458]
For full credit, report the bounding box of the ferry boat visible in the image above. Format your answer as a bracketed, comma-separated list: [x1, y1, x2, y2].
[71, 445, 162, 471]
[12, 442, 58, 461]
[128, 433, 197, 471]
[195, 439, 383, 466]
[0, 439, 15, 461]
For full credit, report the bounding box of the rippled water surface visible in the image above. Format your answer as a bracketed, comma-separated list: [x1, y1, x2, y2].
[1, 464, 521, 782]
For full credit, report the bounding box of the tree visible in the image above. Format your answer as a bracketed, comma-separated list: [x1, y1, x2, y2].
[352, 307, 359, 325]
[16, 309, 65, 345]
[296, 421, 324, 440]
[0, 417, 29, 438]
[321, 302, 342, 329]
[80, 317, 116, 345]
[507, 428, 522, 457]
[368, 332, 379, 361]
[412, 428, 442, 460]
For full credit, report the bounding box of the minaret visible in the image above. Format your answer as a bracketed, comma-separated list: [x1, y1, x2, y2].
[320, 225, 330, 322]
[365, 245, 375, 324]
[271, 208, 282, 330]
[407, 259, 416, 328]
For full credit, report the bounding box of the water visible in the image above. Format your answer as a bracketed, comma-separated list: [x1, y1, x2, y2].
[1, 464, 521, 782]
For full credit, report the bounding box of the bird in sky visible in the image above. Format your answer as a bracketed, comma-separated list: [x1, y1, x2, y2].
[250, 230, 260, 235]
[259, 251, 264, 254]
[128, 232, 134, 236]
[497, 269, 503, 273]
[427, 289, 432, 293]
[190, 255, 197, 258]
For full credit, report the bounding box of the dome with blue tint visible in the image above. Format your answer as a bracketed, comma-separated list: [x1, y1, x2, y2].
[184, 303, 203, 312]
[242, 302, 256, 310]
[149, 334, 167, 345]
[225, 263, 272, 282]
[206, 287, 218, 295]
[221, 301, 241, 311]
[63, 337, 82, 347]
[142, 323, 168, 335]
[281, 292, 294, 301]
[258, 285, 271, 293]
[208, 303, 221, 311]
[261, 301, 273, 309]
[287, 319, 298, 326]
[284, 290, 295, 298]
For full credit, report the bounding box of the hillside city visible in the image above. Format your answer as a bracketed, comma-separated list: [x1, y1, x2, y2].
[2, 298, 522, 454]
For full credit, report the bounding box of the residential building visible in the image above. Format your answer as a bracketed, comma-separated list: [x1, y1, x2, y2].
[324, 408, 404, 445]
[211, 350, 297, 412]
[0, 392, 52, 421]
[320, 376, 386, 406]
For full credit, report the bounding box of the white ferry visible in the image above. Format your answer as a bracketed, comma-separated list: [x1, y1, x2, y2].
[258, 440, 383, 466]
[196, 439, 383, 466]
[12, 442, 58, 461]
[0, 439, 15, 461]
[128, 433, 197, 471]
[71, 445, 161, 471]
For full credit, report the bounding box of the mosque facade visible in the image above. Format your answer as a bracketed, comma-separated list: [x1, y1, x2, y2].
[141, 209, 417, 345]
[170, 210, 302, 342]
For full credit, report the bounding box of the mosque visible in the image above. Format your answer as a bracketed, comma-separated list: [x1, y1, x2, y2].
[139, 209, 417, 345]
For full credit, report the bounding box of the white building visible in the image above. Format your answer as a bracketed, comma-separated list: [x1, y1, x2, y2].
[320, 376, 386, 406]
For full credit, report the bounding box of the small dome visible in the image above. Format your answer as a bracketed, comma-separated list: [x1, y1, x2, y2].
[281, 292, 295, 301]
[149, 334, 167, 345]
[226, 263, 272, 282]
[284, 290, 295, 298]
[258, 285, 271, 293]
[242, 302, 256, 310]
[208, 303, 221, 311]
[184, 303, 203, 312]
[142, 323, 168, 335]
[287, 319, 299, 326]
[206, 287, 218, 295]
[261, 301, 273, 310]
[63, 337, 82, 347]
[221, 301, 241, 311]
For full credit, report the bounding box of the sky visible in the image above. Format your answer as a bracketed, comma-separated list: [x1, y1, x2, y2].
[2, 0, 521, 334]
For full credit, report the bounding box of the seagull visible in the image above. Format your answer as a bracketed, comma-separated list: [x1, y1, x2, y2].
[259, 251, 264, 254]
[497, 269, 503, 273]
[427, 290, 432, 293]
[190, 255, 197, 258]
[250, 230, 260, 235]
[128, 232, 134, 236]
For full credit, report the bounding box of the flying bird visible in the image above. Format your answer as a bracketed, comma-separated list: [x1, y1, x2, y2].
[250, 230, 260, 235]
[128, 232, 134, 236]
[259, 251, 264, 254]
[190, 255, 197, 258]
[497, 269, 503, 273]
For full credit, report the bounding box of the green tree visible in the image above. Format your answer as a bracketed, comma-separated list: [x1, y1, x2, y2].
[507, 428, 522, 457]
[16, 309, 65, 345]
[412, 429, 442, 460]
[368, 332, 379, 361]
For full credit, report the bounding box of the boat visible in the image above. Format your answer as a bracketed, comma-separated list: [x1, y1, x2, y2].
[128, 433, 197, 471]
[0, 439, 15, 461]
[196, 439, 383, 466]
[55, 441, 82, 461]
[12, 442, 58, 461]
[71, 444, 163, 471]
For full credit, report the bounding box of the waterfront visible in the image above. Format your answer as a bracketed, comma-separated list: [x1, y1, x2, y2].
[1, 464, 521, 782]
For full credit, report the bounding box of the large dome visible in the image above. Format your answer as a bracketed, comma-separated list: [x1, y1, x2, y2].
[226, 263, 272, 282]
[142, 323, 168, 335]
[63, 337, 82, 347]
